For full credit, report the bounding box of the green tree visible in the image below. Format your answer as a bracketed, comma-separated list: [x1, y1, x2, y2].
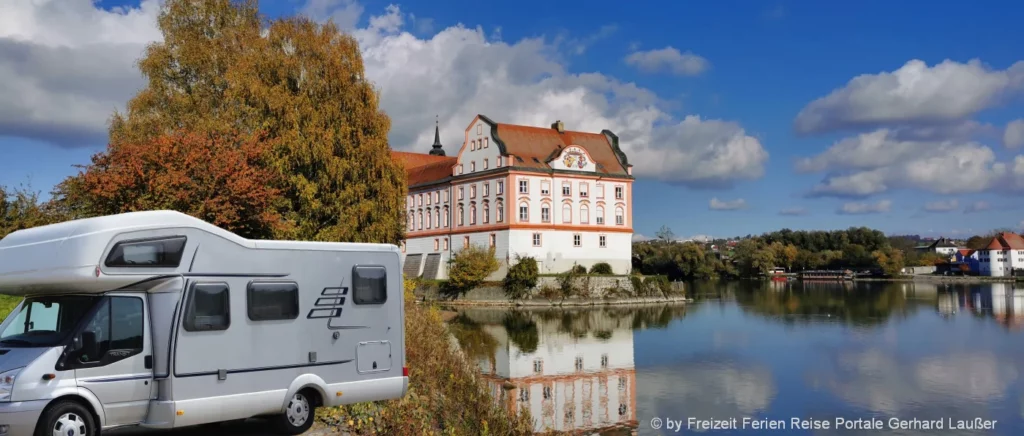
[52, 0, 406, 244]
[443, 244, 500, 299]
[503, 255, 539, 301]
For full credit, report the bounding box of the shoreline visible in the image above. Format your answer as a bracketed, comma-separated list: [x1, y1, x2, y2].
[426, 295, 692, 307]
[853, 275, 1018, 283]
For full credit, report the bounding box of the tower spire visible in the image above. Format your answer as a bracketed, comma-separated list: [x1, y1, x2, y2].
[429, 115, 446, 156]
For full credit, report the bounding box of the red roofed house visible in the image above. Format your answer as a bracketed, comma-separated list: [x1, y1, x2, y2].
[978, 232, 1024, 277]
[393, 115, 634, 280]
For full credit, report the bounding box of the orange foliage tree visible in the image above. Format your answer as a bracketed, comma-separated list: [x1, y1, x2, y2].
[61, 130, 285, 239]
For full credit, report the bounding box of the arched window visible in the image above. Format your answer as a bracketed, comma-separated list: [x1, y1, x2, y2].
[408, 211, 414, 230]
[580, 205, 589, 224]
[435, 208, 440, 228]
[418, 211, 423, 230]
[470, 204, 477, 225]
[483, 201, 490, 224]
[615, 206, 624, 225]
[458, 204, 465, 226]
[562, 204, 572, 223]
[443, 206, 449, 227]
[426, 209, 432, 229]
[496, 200, 504, 223]
[519, 202, 529, 222]
[596, 205, 605, 225]
[541, 204, 551, 222]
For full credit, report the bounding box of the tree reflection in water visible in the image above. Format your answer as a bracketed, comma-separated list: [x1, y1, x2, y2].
[731, 281, 922, 326]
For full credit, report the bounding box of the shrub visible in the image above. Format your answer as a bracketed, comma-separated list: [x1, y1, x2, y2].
[570, 264, 587, 274]
[556, 264, 586, 300]
[646, 275, 672, 297]
[442, 244, 500, 299]
[317, 279, 533, 435]
[589, 262, 613, 275]
[504, 255, 539, 301]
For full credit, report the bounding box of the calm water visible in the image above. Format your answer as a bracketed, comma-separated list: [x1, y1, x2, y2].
[446, 281, 1024, 435]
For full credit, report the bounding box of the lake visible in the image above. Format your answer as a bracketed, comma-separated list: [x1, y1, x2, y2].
[446, 281, 1024, 435]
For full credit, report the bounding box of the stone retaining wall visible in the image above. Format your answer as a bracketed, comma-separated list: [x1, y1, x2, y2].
[414, 274, 686, 303]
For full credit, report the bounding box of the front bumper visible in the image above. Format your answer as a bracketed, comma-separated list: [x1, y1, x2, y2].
[0, 400, 47, 436]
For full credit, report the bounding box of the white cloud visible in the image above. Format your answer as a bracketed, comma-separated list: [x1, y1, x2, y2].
[923, 199, 958, 212]
[0, 1, 769, 187]
[632, 233, 651, 242]
[1004, 119, 1024, 149]
[0, 0, 163, 146]
[624, 46, 710, 76]
[778, 207, 808, 216]
[800, 128, 1012, 198]
[709, 197, 747, 211]
[794, 59, 1024, 135]
[964, 200, 990, 214]
[837, 199, 891, 215]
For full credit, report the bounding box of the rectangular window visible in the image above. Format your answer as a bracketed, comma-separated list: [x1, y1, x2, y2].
[596, 216, 604, 225]
[434, 239, 439, 251]
[600, 235, 607, 247]
[541, 181, 550, 195]
[497, 158, 503, 167]
[541, 207, 550, 222]
[435, 192, 440, 203]
[562, 184, 571, 196]
[580, 183, 588, 198]
[471, 185, 477, 198]
[427, 194, 432, 205]
[519, 180, 529, 194]
[353, 265, 387, 305]
[105, 235, 187, 268]
[533, 233, 542, 247]
[596, 184, 604, 199]
[484, 159, 489, 169]
[601, 354, 608, 368]
[484, 183, 490, 196]
[418, 194, 422, 206]
[463, 236, 470, 248]
[573, 234, 581, 247]
[497, 181, 504, 194]
[477, 124, 483, 135]
[247, 281, 299, 321]
[490, 234, 496, 248]
[184, 282, 230, 331]
[519, 206, 529, 221]
[484, 138, 489, 148]
[615, 186, 624, 199]
[471, 161, 476, 172]
[459, 187, 464, 200]
[575, 357, 583, 371]
[534, 359, 543, 373]
[443, 238, 449, 250]
[78, 296, 145, 363]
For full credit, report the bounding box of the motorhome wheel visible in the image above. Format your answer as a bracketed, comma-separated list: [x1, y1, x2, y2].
[34, 400, 97, 436]
[273, 390, 316, 434]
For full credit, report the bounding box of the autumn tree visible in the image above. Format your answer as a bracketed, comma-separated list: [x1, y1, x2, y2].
[443, 244, 500, 299]
[61, 131, 284, 239]
[872, 247, 905, 277]
[52, 0, 406, 244]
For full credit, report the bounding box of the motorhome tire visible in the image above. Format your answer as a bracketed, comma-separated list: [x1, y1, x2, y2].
[35, 400, 97, 436]
[273, 390, 316, 434]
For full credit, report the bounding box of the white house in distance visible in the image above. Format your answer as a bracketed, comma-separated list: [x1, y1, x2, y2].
[978, 232, 1024, 277]
[393, 115, 635, 280]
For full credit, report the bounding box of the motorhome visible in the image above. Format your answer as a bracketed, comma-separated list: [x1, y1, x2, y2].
[0, 210, 407, 436]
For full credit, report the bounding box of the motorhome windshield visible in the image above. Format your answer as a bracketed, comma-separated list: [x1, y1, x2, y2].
[0, 295, 100, 347]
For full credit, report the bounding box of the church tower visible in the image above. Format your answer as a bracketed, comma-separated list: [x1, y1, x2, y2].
[429, 116, 446, 156]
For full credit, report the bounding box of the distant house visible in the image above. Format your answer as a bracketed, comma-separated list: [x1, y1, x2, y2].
[916, 237, 959, 257]
[978, 232, 1024, 277]
[953, 249, 980, 274]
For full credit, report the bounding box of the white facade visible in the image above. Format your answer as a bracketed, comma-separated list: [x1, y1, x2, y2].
[979, 248, 1024, 277]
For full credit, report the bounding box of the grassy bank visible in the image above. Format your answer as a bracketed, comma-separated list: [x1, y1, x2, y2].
[316, 279, 534, 435]
[0, 295, 19, 319]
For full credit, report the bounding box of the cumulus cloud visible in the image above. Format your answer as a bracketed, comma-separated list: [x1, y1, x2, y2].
[837, 199, 891, 215]
[964, 200, 991, 214]
[923, 199, 958, 213]
[624, 46, 710, 76]
[799, 128, 1013, 198]
[0, 0, 163, 146]
[709, 197, 747, 211]
[794, 59, 1024, 135]
[1005, 119, 1024, 149]
[779, 207, 808, 216]
[0, 1, 769, 187]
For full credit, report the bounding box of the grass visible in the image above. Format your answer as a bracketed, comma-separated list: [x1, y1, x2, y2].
[315, 278, 534, 435]
[0, 295, 20, 319]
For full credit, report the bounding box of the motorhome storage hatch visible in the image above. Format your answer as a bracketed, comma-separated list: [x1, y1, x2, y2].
[0, 210, 407, 436]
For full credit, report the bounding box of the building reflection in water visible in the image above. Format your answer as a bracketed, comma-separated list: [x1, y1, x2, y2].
[450, 308, 641, 434]
[936, 283, 1024, 330]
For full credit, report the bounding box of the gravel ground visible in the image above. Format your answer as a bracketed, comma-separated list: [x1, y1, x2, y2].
[105, 419, 351, 436]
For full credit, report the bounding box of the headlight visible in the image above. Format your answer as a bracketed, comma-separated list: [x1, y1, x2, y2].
[0, 368, 21, 402]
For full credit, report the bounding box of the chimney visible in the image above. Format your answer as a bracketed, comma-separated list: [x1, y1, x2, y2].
[552, 120, 564, 133]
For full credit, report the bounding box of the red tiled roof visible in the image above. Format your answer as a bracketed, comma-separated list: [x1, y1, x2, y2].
[982, 232, 1024, 250]
[958, 249, 973, 257]
[491, 122, 630, 176]
[391, 151, 456, 187]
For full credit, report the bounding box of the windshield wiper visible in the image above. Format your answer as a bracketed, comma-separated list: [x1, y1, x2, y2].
[0, 338, 33, 346]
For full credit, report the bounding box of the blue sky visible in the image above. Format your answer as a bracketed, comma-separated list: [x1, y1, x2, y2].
[1, 0, 1023, 240]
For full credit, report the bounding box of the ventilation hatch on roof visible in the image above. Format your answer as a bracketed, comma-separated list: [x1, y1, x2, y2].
[516, 156, 524, 163]
[532, 157, 540, 163]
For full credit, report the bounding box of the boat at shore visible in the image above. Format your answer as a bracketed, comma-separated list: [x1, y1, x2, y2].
[798, 269, 854, 281]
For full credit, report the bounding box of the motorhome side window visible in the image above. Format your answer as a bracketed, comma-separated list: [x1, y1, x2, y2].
[352, 265, 387, 305]
[247, 281, 300, 321]
[78, 297, 144, 363]
[184, 282, 230, 331]
[105, 235, 187, 267]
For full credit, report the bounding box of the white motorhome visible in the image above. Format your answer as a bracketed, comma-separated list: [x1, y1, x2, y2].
[0, 211, 407, 436]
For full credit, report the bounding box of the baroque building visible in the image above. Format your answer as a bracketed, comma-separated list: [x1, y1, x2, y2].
[393, 115, 634, 280]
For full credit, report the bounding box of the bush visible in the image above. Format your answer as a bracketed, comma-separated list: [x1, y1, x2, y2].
[504, 255, 539, 301]
[570, 264, 587, 274]
[589, 262, 613, 275]
[317, 279, 533, 435]
[442, 244, 500, 299]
